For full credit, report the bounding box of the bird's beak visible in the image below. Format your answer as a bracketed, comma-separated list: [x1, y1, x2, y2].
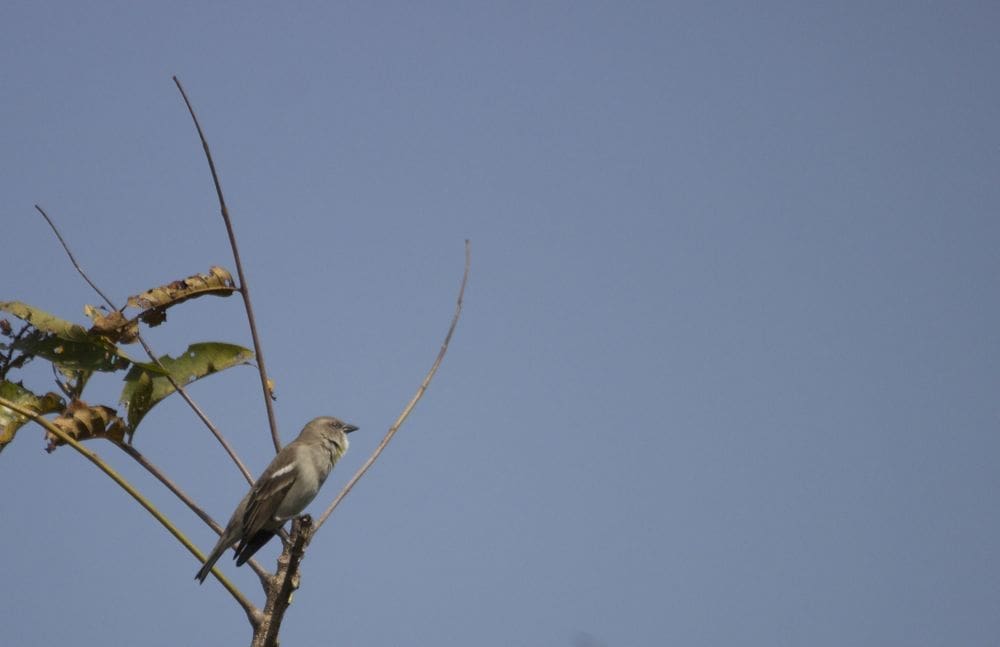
[344, 424, 359, 434]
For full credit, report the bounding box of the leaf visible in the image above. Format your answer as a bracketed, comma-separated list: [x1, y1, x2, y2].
[125, 266, 237, 327]
[14, 330, 128, 373]
[84, 305, 139, 344]
[0, 301, 91, 342]
[45, 399, 128, 452]
[0, 381, 65, 453]
[120, 342, 253, 430]
[0, 302, 127, 372]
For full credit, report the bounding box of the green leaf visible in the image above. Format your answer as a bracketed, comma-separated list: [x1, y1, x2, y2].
[0, 381, 65, 453]
[0, 301, 90, 341]
[120, 342, 253, 430]
[15, 330, 127, 373]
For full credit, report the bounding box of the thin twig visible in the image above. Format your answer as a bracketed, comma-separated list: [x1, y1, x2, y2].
[34, 204, 255, 485]
[315, 240, 470, 531]
[113, 440, 270, 585]
[115, 441, 219, 529]
[172, 76, 282, 454]
[0, 322, 32, 380]
[0, 397, 261, 627]
[134, 335, 254, 484]
[35, 205, 117, 308]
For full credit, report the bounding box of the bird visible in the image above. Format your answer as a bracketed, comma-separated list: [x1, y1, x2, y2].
[195, 416, 358, 583]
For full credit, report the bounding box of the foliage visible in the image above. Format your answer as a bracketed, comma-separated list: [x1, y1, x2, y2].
[0, 266, 251, 452]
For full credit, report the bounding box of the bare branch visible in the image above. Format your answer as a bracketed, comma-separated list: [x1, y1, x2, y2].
[0, 396, 261, 626]
[115, 440, 217, 529]
[34, 205, 256, 485]
[172, 76, 283, 454]
[315, 240, 470, 532]
[113, 440, 270, 585]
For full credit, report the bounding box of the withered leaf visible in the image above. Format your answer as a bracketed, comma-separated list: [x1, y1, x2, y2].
[46, 400, 128, 452]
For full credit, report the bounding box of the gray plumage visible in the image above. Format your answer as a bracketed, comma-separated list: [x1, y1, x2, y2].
[195, 416, 357, 583]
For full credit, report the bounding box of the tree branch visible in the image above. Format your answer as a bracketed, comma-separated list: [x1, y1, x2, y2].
[0, 397, 261, 627]
[252, 516, 313, 647]
[172, 76, 283, 454]
[315, 239, 470, 532]
[112, 440, 270, 585]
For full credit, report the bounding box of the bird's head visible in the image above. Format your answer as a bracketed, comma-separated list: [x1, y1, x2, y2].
[303, 416, 358, 458]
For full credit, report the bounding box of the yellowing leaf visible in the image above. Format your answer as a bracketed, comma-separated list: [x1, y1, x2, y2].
[0, 302, 127, 372]
[0, 381, 65, 453]
[0, 302, 90, 341]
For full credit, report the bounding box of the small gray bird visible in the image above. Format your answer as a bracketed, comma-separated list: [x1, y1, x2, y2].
[195, 416, 357, 583]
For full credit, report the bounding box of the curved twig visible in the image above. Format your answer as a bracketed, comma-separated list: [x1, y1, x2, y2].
[172, 76, 283, 454]
[315, 240, 470, 532]
[0, 397, 261, 627]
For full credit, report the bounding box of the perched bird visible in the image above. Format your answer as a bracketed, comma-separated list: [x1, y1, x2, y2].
[195, 416, 358, 583]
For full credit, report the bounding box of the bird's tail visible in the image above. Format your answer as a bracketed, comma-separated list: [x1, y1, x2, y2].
[194, 539, 229, 584]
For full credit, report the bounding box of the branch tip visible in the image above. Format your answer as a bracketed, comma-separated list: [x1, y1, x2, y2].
[315, 240, 470, 531]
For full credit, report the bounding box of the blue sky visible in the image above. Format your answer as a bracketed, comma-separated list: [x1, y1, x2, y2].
[2, 2, 999, 645]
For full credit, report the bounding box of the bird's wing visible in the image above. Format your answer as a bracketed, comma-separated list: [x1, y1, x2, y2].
[234, 528, 276, 566]
[242, 459, 298, 537]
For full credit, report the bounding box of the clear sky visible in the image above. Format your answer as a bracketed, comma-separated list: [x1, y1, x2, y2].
[2, 2, 998, 646]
